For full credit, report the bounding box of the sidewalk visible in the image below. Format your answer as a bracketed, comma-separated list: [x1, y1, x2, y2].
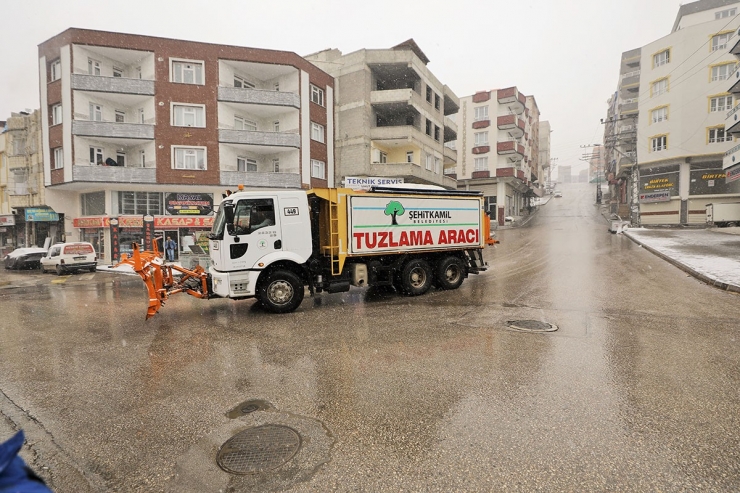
[622, 226, 740, 293]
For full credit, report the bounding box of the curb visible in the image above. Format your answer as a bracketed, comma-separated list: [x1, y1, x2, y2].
[623, 231, 740, 294]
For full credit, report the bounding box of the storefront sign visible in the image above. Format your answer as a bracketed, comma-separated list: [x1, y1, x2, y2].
[690, 169, 740, 195]
[75, 216, 215, 229]
[165, 193, 213, 216]
[344, 176, 405, 190]
[639, 190, 671, 203]
[727, 165, 740, 183]
[0, 215, 15, 226]
[25, 207, 59, 222]
[109, 218, 120, 262]
[143, 215, 154, 251]
[74, 217, 106, 228]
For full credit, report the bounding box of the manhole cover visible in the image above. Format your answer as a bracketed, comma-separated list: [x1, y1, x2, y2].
[217, 425, 301, 474]
[506, 320, 558, 332]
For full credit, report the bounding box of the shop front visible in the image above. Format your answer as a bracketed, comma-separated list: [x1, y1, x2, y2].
[73, 215, 214, 265]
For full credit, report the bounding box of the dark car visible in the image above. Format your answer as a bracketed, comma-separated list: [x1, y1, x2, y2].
[3, 247, 47, 270]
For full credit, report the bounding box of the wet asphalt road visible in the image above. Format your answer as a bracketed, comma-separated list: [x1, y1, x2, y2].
[1, 183, 739, 492]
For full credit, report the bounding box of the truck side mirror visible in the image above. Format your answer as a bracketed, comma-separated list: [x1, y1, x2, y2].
[222, 203, 236, 235]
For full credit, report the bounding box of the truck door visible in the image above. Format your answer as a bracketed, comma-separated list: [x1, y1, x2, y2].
[225, 197, 281, 270]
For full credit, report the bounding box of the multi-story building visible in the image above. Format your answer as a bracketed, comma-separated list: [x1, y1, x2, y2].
[606, 0, 740, 226]
[453, 87, 542, 225]
[0, 110, 50, 255]
[38, 28, 334, 262]
[538, 120, 552, 192]
[558, 165, 572, 184]
[724, 8, 740, 184]
[305, 39, 459, 190]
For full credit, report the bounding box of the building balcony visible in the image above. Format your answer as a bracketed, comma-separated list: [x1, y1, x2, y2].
[728, 67, 740, 95]
[724, 142, 740, 169]
[726, 104, 740, 135]
[497, 87, 525, 114]
[620, 99, 638, 113]
[497, 114, 525, 138]
[443, 85, 460, 116]
[72, 164, 157, 184]
[730, 31, 740, 55]
[369, 124, 439, 149]
[220, 170, 301, 189]
[471, 170, 490, 179]
[620, 73, 640, 87]
[218, 129, 300, 148]
[71, 74, 155, 96]
[72, 121, 154, 141]
[368, 162, 457, 189]
[444, 116, 457, 140]
[217, 86, 300, 109]
[472, 119, 490, 129]
[497, 141, 524, 158]
[443, 145, 457, 165]
[472, 145, 490, 154]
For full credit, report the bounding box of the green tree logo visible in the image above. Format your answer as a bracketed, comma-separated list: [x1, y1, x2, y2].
[384, 201, 405, 225]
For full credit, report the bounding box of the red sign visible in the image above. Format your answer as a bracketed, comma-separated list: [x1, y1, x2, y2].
[73, 215, 214, 229]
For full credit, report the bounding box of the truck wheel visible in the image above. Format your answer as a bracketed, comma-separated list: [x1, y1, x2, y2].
[257, 270, 304, 313]
[436, 256, 466, 290]
[399, 259, 432, 296]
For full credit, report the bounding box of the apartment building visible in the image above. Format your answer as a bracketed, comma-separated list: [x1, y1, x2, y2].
[305, 39, 459, 190]
[606, 0, 740, 226]
[538, 120, 552, 191]
[723, 8, 740, 183]
[0, 110, 50, 256]
[453, 87, 542, 225]
[38, 28, 334, 262]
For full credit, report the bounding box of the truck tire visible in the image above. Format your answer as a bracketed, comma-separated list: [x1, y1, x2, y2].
[435, 256, 466, 290]
[257, 269, 304, 313]
[399, 259, 433, 296]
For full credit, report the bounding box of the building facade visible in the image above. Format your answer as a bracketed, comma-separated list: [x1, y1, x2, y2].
[0, 110, 53, 256]
[305, 39, 459, 190]
[607, 0, 740, 226]
[38, 28, 334, 262]
[453, 87, 542, 225]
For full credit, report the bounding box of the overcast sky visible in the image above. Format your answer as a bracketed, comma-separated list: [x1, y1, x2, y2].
[1, 0, 685, 174]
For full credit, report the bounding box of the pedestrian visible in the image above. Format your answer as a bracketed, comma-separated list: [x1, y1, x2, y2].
[165, 236, 176, 262]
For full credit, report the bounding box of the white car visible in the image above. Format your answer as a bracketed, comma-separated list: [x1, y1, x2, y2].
[554, 191, 563, 198]
[41, 242, 98, 275]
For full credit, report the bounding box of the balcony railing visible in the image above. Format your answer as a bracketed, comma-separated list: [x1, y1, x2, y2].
[220, 170, 301, 189]
[72, 164, 157, 184]
[72, 121, 154, 140]
[218, 129, 300, 148]
[71, 74, 155, 96]
[217, 87, 300, 109]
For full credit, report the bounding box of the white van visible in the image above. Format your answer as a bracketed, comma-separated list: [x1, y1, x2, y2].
[41, 242, 98, 275]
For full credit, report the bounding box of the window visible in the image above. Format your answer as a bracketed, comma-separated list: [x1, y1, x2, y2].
[373, 149, 387, 163]
[232, 198, 275, 235]
[651, 107, 668, 123]
[53, 147, 63, 170]
[434, 157, 441, 174]
[474, 157, 488, 171]
[118, 191, 163, 215]
[50, 60, 61, 81]
[474, 106, 489, 121]
[709, 126, 728, 143]
[234, 116, 257, 131]
[140, 150, 146, 167]
[435, 94, 441, 111]
[651, 135, 667, 152]
[237, 157, 257, 172]
[274, 82, 280, 91]
[115, 110, 125, 123]
[712, 63, 737, 81]
[90, 104, 102, 122]
[171, 60, 204, 85]
[653, 49, 670, 68]
[425, 153, 433, 170]
[52, 104, 62, 125]
[716, 8, 736, 19]
[116, 152, 126, 167]
[113, 67, 123, 78]
[81, 191, 105, 216]
[426, 86, 433, 103]
[406, 151, 414, 163]
[88, 58, 101, 76]
[172, 104, 205, 127]
[90, 147, 103, 165]
[272, 159, 280, 172]
[712, 32, 732, 51]
[652, 78, 668, 96]
[311, 122, 325, 143]
[710, 95, 733, 112]
[474, 132, 489, 146]
[434, 125, 440, 142]
[173, 147, 206, 170]
[273, 121, 280, 132]
[310, 84, 324, 106]
[311, 159, 326, 179]
[425, 119, 432, 136]
[234, 75, 254, 89]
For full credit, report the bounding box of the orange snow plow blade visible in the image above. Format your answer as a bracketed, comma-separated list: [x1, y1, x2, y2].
[115, 243, 211, 319]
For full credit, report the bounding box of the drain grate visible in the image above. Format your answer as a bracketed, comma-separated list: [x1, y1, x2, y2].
[506, 320, 558, 332]
[217, 424, 301, 474]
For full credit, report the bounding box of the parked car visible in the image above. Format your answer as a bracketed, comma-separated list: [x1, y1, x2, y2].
[3, 247, 48, 270]
[40, 242, 97, 275]
[554, 190, 563, 198]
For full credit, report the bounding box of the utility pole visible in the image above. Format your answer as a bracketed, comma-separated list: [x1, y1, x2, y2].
[579, 144, 602, 204]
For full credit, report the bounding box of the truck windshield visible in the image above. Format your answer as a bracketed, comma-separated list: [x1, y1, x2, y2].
[210, 200, 231, 238]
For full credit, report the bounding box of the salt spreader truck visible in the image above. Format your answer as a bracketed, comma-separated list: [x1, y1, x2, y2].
[118, 186, 495, 319]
